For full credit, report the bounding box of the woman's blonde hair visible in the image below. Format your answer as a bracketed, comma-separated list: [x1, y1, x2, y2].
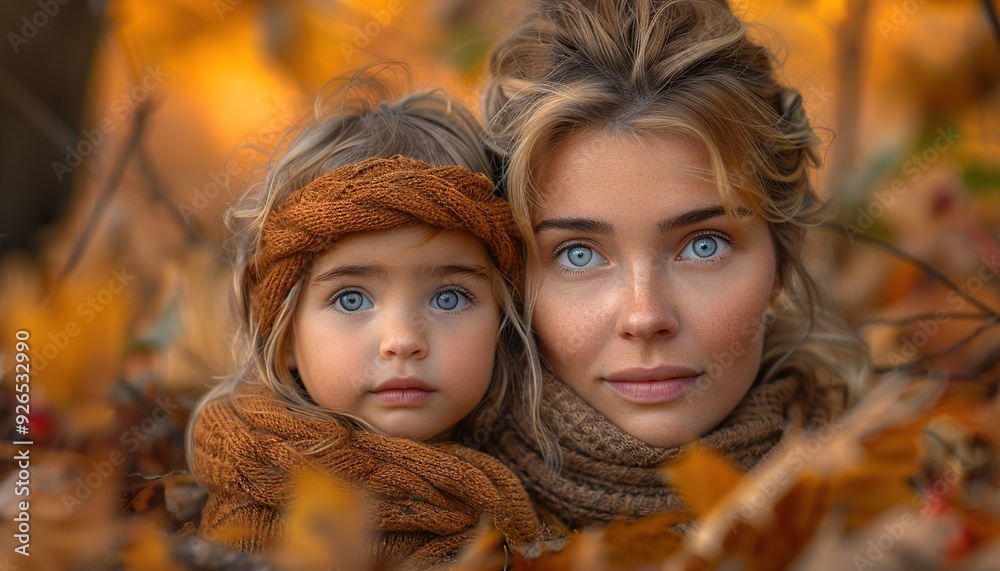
[187, 62, 553, 474]
[483, 0, 869, 418]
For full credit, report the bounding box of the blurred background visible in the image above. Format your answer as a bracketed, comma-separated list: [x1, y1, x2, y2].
[0, 0, 998, 568]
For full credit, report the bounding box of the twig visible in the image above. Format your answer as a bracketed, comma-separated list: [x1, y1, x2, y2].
[984, 0, 1000, 50]
[135, 141, 204, 244]
[0, 64, 76, 149]
[857, 312, 990, 329]
[820, 222, 1000, 317]
[828, 0, 872, 204]
[59, 99, 154, 278]
[873, 316, 1000, 374]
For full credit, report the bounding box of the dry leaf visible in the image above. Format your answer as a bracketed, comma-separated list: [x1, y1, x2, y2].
[664, 446, 743, 518]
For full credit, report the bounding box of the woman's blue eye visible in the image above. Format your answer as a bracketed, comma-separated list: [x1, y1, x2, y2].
[333, 290, 373, 312]
[680, 235, 730, 260]
[431, 289, 469, 311]
[556, 245, 606, 269]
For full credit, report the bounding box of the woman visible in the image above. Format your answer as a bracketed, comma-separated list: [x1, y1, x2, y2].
[481, 0, 869, 531]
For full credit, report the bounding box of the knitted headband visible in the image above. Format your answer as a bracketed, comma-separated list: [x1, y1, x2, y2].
[248, 155, 523, 340]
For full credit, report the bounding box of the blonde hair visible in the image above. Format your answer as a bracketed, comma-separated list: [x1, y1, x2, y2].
[188, 63, 554, 475]
[484, 0, 869, 419]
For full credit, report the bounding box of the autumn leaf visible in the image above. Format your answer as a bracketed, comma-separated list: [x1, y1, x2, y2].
[121, 521, 186, 571]
[664, 446, 744, 518]
[269, 468, 369, 571]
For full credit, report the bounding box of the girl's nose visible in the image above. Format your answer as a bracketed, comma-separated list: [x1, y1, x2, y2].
[379, 311, 429, 359]
[615, 257, 679, 341]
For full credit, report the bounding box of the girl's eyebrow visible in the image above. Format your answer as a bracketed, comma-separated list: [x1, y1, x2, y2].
[534, 217, 615, 235]
[417, 263, 491, 282]
[310, 263, 490, 286]
[310, 264, 387, 286]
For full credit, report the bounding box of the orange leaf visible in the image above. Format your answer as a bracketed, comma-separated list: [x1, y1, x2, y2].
[270, 468, 369, 571]
[603, 511, 688, 569]
[664, 446, 745, 517]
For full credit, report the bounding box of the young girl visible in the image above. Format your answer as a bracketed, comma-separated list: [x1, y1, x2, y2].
[481, 0, 870, 531]
[187, 65, 550, 567]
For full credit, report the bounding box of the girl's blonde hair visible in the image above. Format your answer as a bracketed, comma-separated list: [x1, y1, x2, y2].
[188, 63, 554, 474]
[484, 0, 869, 417]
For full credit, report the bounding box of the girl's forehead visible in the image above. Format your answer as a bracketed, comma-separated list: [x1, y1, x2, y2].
[307, 225, 493, 273]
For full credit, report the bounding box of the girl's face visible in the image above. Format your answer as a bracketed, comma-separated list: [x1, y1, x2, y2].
[286, 225, 500, 441]
[531, 130, 778, 448]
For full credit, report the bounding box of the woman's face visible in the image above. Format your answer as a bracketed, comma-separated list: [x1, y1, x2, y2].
[530, 130, 778, 448]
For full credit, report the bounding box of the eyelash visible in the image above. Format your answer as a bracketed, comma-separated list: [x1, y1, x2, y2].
[436, 285, 477, 311]
[551, 240, 602, 275]
[548, 231, 734, 272]
[327, 285, 480, 313]
[681, 230, 733, 265]
[329, 287, 368, 313]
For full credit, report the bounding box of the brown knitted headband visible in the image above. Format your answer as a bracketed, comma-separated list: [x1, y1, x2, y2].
[248, 155, 523, 340]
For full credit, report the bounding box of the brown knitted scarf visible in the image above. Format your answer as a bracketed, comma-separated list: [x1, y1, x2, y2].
[192, 382, 543, 568]
[483, 374, 843, 531]
[248, 156, 522, 339]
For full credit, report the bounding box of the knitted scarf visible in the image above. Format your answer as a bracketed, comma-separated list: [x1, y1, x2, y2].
[192, 382, 543, 568]
[483, 374, 843, 531]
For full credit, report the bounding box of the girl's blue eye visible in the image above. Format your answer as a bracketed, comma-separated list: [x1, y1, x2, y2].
[333, 290, 373, 312]
[680, 234, 730, 260]
[556, 245, 606, 269]
[430, 289, 469, 311]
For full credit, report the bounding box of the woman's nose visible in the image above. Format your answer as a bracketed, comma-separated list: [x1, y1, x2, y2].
[379, 311, 429, 359]
[615, 257, 678, 340]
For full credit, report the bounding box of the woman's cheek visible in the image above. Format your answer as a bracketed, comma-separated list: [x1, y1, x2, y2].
[534, 281, 603, 370]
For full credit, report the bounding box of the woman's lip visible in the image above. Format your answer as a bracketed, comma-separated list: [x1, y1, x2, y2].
[605, 365, 701, 383]
[603, 366, 702, 404]
[604, 377, 699, 404]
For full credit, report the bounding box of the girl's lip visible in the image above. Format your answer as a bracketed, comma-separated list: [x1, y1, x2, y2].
[370, 376, 434, 406]
[603, 366, 702, 404]
[372, 376, 433, 391]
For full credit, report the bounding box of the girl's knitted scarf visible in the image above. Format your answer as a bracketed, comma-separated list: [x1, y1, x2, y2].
[192, 382, 543, 568]
[483, 374, 843, 530]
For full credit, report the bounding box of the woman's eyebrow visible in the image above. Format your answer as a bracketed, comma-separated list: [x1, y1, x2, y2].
[656, 206, 728, 233]
[310, 264, 387, 286]
[534, 217, 615, 235]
